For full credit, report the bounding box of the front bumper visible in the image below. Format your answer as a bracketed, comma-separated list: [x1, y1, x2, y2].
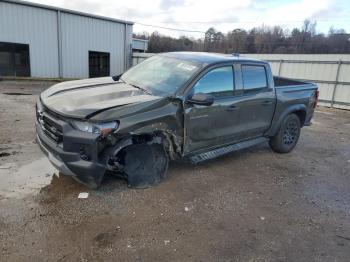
[35, 119, 106, 188]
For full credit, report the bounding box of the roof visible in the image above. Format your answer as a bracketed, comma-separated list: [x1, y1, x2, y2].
[2, 0, 134, 25]
[162, 52, 266, 65]
[132, 38, 149, 43]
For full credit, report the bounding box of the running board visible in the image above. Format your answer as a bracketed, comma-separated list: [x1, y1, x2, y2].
[189, 137, 268, 164]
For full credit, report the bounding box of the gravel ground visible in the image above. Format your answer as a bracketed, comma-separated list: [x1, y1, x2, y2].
[0, 80, 350, 262]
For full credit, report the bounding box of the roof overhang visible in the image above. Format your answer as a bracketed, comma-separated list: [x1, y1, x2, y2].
[2, 0, 134, 25]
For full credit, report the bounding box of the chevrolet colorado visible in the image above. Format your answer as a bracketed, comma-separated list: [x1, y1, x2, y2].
[36, 52, 319, 188]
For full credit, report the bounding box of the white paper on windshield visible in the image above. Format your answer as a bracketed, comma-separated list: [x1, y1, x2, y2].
[177, 63, 197, 71]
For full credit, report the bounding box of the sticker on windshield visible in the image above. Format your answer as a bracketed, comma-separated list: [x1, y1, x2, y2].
[177, 63, 198, 71]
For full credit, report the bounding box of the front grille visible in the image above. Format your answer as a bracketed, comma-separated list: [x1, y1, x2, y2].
[37, 105, 63, 143]
[42, 115, 63, 142]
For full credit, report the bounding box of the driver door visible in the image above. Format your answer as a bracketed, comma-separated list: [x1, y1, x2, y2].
[184, 65, 240, 154]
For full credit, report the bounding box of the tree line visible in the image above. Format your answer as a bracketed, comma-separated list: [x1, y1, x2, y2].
[134, 20, 350, 54]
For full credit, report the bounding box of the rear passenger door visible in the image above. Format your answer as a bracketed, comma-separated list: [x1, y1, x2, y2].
[234, 63, 276, 140]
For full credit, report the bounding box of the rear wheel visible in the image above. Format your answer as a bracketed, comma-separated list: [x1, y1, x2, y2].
[269, 113, 301, 153]
[123, 143, 169, 188]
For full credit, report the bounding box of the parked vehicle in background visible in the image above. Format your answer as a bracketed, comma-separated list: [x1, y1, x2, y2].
[35, 52, 319, 188]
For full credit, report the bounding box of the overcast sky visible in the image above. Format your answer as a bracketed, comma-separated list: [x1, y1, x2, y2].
[30, 0, 350, 38]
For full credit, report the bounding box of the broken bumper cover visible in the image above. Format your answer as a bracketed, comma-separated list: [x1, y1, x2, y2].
[35, 121, 106, 188]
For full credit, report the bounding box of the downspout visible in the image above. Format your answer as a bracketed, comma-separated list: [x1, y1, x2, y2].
[124, 24, 128, 71]
[57, 10, 63, 78]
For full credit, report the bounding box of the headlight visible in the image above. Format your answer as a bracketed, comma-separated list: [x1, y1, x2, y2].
[71, 120, 118, 136]
[36, 99, 44, 112]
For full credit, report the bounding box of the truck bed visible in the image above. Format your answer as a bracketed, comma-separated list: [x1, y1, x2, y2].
[273, 76, 310, 87]
[269, 76, 318, 133]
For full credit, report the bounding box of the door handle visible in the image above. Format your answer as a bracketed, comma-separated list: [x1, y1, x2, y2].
[261, 101, 273, 105]
[226, 105, 239, 111]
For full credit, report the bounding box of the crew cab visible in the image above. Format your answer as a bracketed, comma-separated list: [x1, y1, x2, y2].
[36, 52, 318, 188]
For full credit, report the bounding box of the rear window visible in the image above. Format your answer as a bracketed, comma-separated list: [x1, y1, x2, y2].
[242, 65, 267, 91]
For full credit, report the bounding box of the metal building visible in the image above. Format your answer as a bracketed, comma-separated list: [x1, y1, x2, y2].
[132, 38, 148, 53]
[0, 0, 133, 78]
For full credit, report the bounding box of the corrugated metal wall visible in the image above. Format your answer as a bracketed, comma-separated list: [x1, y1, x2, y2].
[246, 54, 350, 110]
[132, 53, 350, 110]
[0, 1, 133, 78]
[0, 1, 59, 78]
[125, 24, 133, 72]
[60, 13, 127, 78]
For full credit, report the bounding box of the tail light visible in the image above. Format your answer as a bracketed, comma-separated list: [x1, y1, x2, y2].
[310, 90, 319, 109]
[314, 90, 319, 108]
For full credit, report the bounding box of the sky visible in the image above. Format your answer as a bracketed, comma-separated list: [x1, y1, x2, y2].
[28, 0, 350, 38]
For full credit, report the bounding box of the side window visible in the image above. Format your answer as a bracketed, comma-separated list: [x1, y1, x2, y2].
[242, 65, 268, 91]
[193, 66, 234, 97]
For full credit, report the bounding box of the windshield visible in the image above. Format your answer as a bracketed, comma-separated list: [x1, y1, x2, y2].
[121, 55, 201, 96]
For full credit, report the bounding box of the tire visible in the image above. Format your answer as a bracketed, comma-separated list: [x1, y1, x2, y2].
[269, 113, 301, 153]
[123, 143, 169, 188]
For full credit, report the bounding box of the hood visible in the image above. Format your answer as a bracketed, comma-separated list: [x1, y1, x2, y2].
[40, 77, 161, 119]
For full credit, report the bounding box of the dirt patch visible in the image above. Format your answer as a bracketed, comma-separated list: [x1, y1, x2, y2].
[94, 231, 119, 248]
[0, 152, 11, 158]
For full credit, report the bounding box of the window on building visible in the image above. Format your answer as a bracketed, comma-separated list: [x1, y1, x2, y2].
[0, 42, 30, 77]
[193, 66, 234, 97]
[242, 65, 268, 91]
[89, 51, 110, 78]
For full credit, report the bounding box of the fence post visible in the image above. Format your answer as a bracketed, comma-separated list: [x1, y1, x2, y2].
[278, 59, 283, 76]
[331, 60, 342, 108]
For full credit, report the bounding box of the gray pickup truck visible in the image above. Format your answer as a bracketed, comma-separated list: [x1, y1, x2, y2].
[36, 52, 318, 188]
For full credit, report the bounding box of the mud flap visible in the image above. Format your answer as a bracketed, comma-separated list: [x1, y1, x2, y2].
[124, 144, 169, 188]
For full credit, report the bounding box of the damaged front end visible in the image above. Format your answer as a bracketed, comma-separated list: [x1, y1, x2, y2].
[36, 112, 107, 189]
[102, 130, 182, 188]
[36, 84, 185, 188]
[36, 102, 183, 189]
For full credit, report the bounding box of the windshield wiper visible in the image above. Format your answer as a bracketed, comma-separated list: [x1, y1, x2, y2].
[128, 82, 152, 95]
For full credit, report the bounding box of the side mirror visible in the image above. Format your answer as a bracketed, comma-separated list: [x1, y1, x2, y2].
[112, 74, 122, 81]
[186, 93, 214, 106]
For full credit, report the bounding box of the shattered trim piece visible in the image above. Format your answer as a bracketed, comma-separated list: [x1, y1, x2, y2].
[78, 192, 89, 198]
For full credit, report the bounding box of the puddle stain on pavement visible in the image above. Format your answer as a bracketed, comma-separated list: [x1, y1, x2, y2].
[0, 157, 57, 199]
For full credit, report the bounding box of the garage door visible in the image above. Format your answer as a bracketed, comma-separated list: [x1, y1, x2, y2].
[89, 51, 110, 78]
[0, 42, 30, 77]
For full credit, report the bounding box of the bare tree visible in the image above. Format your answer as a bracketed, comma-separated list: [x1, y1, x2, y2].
[135, 21, 350, 54]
